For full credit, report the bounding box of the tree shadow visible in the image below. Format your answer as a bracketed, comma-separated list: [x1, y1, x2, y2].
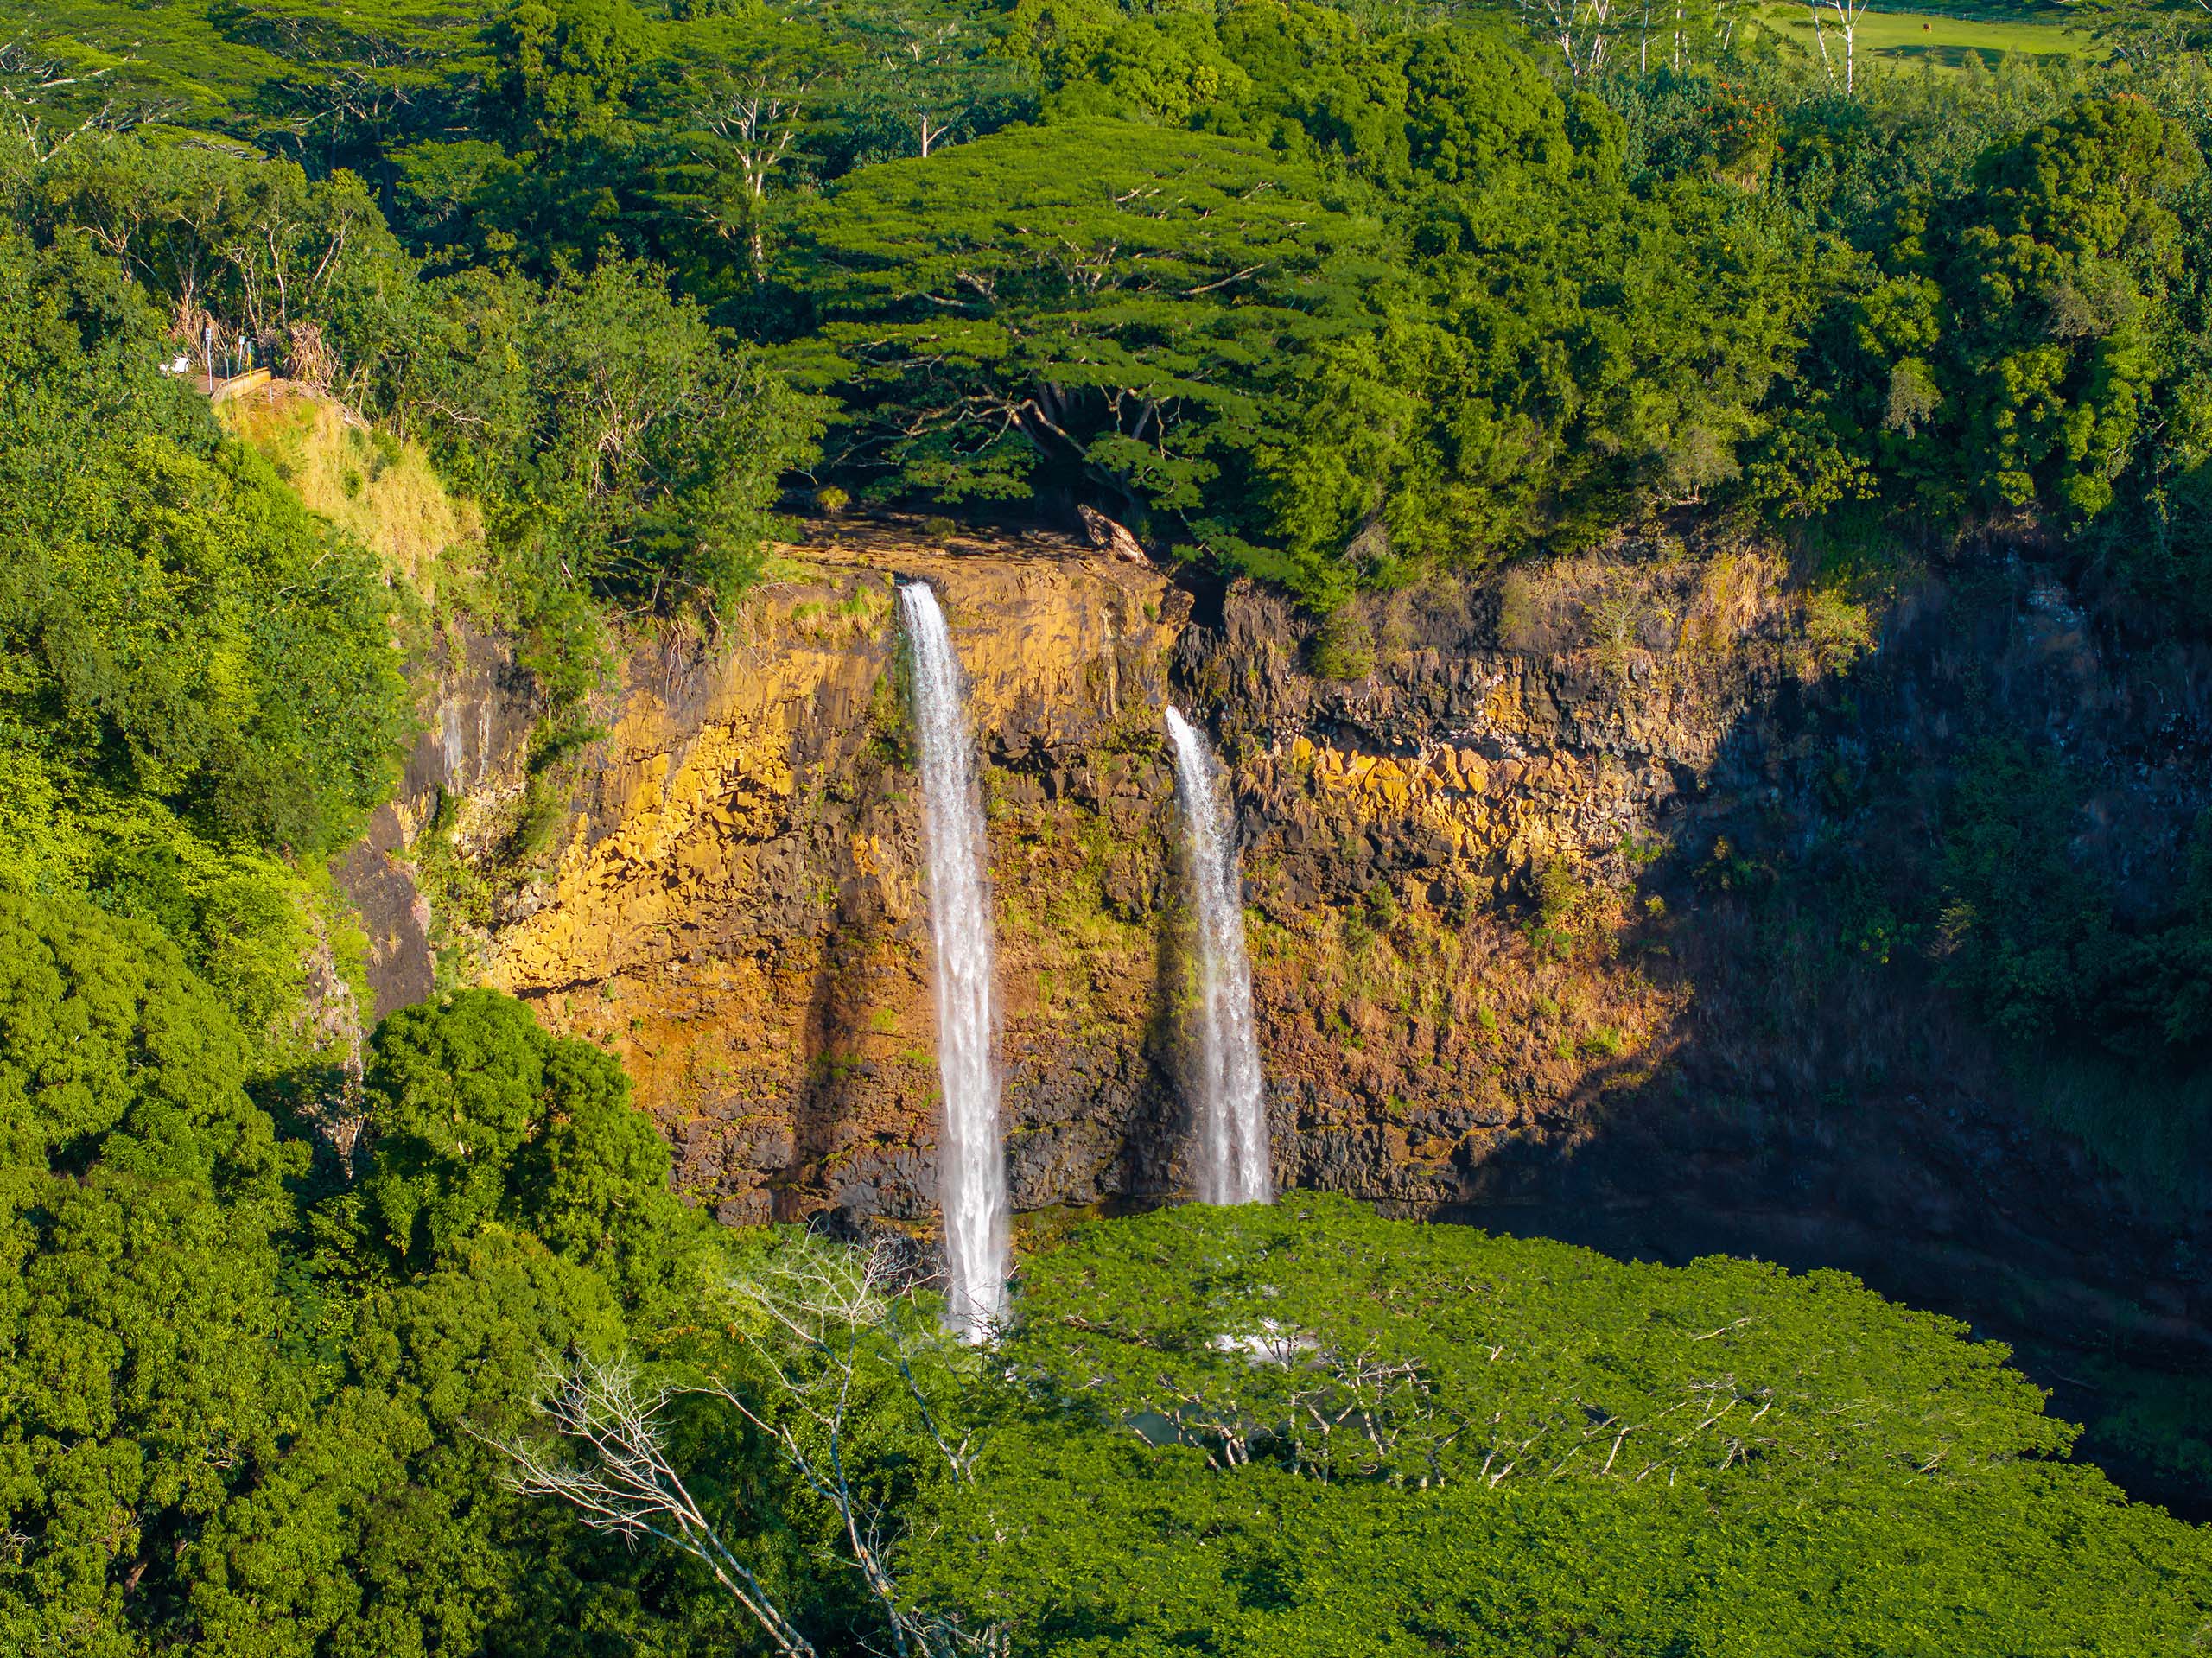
[786, 905, 893, 1232]
[1199, 541, 2212, 1518]
[1142, 829, 1202, 1204]
[1441, 562, 2212, 1515]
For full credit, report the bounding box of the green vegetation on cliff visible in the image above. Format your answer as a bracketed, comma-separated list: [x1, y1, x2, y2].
[1, 1, 2209, 1650]
[0, 220, 407, 1078]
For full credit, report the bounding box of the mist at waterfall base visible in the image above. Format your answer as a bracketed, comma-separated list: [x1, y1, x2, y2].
[898, 584, 1011, 1341]
[1165, 707, 1274, 1205]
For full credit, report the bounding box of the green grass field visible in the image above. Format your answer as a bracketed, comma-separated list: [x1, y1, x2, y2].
[1760, 1, 2097, 72]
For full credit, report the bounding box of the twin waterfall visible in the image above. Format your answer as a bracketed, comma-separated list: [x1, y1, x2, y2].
[1164, 708, 1274, 1205]
[899, 588, 1270, 1343]
[899, 585, 1010, 1341]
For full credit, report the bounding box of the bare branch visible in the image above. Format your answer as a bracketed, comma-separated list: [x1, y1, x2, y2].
[484, 1353, 817, 1658]
[495, 1238, 1006, 1658]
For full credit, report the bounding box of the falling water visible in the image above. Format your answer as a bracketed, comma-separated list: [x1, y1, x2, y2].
[1164, 706, 1273, 1205]
[899, 584, 1010, 1340]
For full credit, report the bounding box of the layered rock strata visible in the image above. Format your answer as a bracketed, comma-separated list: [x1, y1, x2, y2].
[337, 524, 2211, 1506]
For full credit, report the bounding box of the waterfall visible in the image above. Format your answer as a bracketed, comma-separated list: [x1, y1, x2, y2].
[898, 584, 1010, 1340]
[1164, 707, 1274, 1205]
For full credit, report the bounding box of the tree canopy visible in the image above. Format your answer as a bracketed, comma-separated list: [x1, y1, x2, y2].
[779, 118, 1382, 548]
[8, 0, 2200, 614]
[0, 905, 747, 1655]
[907, 1199, 2212, 1655]
[0, 3, 2209, 1650]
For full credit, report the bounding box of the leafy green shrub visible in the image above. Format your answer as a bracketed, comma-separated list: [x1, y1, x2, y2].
[1309, 607, 1376, 680]
[1362, 879, 1401, 933]
[1527, 855, 1587, 956]
[1802, 584, 1876, 670]
[359, 988, 693, 1301]
[505, 710, 609, 860]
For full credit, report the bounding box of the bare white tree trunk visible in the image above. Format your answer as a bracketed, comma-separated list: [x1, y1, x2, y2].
[1808, 0, 1872, 93]
[489, 1357, 819, 1658]
[696, 77, 814, 277]
[1534, 0, 1618, 83]
[492, 1239, 1007, 1658]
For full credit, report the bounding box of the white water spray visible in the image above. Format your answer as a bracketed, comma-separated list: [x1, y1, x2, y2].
[1164, 706, 1273, 1205]
[899, 584, 1010, 1339]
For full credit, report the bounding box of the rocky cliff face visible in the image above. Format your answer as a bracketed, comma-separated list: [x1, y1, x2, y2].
[339, 519, 2212, 1502]
[354, 533, 1796, 1232]
[346, 526, 1192, 1228]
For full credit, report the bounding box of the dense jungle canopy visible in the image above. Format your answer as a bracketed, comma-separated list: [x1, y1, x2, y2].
[0, 0, 2209, 1651]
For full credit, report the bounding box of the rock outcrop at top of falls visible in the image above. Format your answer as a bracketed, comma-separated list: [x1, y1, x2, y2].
[335, 518, 2211, 1400]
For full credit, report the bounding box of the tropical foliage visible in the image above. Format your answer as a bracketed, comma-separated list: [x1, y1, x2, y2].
[9, 0, 2207, 609]
[0, 2, 2208, 1652]
[905, 1200, 2212, 1655]
[0, 213, 406, 1073]
[0, 900, 777, 1655]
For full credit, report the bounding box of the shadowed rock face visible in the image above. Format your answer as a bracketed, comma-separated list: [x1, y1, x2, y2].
[334, 829, 433, 1022]
[341, 522, 2212, 1507]
[334, 627, 534, 1020]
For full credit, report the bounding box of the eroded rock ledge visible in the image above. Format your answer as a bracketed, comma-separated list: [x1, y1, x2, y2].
[337, 523, 2210, 1438]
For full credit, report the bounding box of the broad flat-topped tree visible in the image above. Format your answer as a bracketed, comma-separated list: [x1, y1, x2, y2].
[782, 117, 1382, 556]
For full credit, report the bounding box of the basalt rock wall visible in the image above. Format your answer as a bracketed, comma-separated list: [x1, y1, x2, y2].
[352, 530, 1196, 1229]
[342, 524, 2212, 1501]
[1190, 557, 2212, 1396]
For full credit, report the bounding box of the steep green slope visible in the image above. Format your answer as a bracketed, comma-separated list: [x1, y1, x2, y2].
[0, 225, 409, 1081]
